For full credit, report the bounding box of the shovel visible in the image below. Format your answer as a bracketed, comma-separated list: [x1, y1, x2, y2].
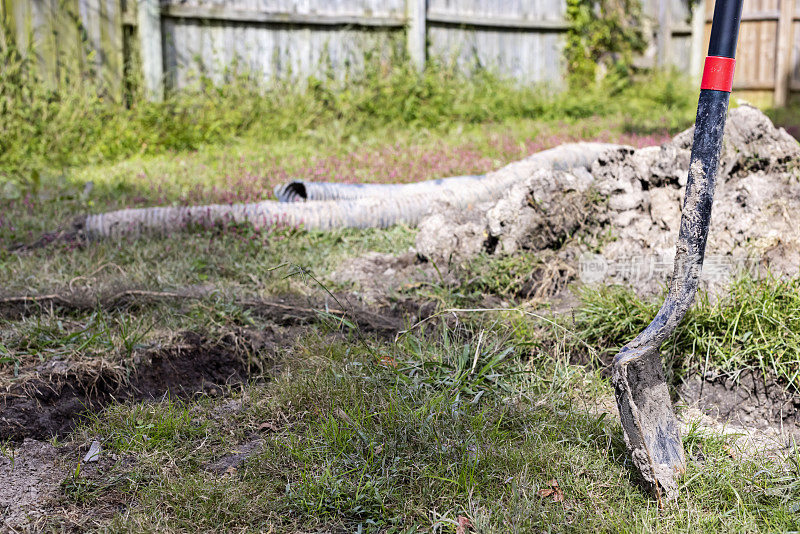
[612, 0, 744, 505]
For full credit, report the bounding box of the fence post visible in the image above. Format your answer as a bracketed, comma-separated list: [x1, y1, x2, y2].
[689, 0, 706, 81]
[656, 0, 673, 67]
[406, 0, 426, 71]
[138, 0, 163, 101]
[774, 0, 794, 106]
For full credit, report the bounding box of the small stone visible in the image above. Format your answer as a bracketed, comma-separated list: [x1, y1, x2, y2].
[83, 440, 101, 463]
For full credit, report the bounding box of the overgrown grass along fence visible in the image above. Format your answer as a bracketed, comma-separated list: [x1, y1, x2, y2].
[0, 16, 700, 189]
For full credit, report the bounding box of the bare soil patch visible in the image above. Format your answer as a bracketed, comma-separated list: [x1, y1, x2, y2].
[0, 329, 273, 441]
[1, 439, 68, 530]
[679, 371, 800, 432]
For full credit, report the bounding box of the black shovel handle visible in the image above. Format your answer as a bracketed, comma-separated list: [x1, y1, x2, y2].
[626, 0, 744, 350]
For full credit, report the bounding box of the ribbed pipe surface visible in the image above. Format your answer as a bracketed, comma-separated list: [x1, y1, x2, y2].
[273, 143, 618, 202]
[85, 143, 621, 238]
[274, 175, 485, 202]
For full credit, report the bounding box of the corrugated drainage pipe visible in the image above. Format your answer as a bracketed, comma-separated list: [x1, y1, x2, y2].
[84, 143, 622, 239]
[273, 143, 618, 202]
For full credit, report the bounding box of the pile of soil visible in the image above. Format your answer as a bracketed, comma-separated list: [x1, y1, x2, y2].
[337, 105, 800, 299]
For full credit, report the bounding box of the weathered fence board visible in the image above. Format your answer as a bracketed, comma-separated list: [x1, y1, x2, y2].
[4, 0, 800, 106]
[1, 0, 125, 98]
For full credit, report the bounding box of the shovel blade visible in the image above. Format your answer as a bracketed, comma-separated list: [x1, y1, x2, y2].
[612, 344, 686, 505]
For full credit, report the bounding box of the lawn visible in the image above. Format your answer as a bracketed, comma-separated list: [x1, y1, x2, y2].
[2, 61, 800, 532]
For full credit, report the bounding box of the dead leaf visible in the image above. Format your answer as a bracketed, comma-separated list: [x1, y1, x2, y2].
[82, 440, 102, 463]
[456, 516, 472, 534]
[335, 408, 355, 425]
[259, 421, 279, 432]
[537, 479, 564, 503]
[379, 355, 397, 367]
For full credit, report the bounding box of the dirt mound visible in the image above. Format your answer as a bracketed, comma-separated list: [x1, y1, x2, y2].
[338, 105, 800, 299]
[0, 330, 277, 441]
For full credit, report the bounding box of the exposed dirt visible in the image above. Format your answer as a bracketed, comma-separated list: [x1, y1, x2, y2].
[330, 251, 459, 302]
[1, 439, 68, 530]
[0, 330, 275, 441]
[679, 371, 800, 432]
[1, 435, 134, 531]
[204, 437, 264, 475]
[337, 105, 800, 299]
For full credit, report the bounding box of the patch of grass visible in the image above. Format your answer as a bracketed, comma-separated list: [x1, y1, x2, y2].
[459, 252, 545, 299]
[0, 224, 417, 297]
[57, 322, 800, 532]
[90, 399, 208, 454]
[1, 34, 696, 181]
[571, 275, 800, 389]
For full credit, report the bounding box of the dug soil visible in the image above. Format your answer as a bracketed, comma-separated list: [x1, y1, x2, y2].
[0, 329, 266, 441]
[337, 105, 800, 300]
[332, 105, 800, 437]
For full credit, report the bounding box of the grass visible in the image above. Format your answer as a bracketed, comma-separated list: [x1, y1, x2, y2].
[55, 322, 800, 532]
[3, 38, 800, 531]
[1, 39, 697, 179]
[570, 276, 800, 391]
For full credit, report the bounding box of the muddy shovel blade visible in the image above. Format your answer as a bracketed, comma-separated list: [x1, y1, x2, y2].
[613, 345, 686, 505]
[610, 0, 743, 504]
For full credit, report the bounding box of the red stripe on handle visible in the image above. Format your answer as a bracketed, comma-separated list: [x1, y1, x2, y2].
[700, 56, 736, 92]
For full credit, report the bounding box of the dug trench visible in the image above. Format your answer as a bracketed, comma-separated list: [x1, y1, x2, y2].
[0, 293, 428, 442]
[1, 329, 270, 441]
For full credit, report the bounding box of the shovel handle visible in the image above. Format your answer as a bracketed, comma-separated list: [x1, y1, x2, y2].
[627, 0, 745, 350]
[612, 0, 745, 504]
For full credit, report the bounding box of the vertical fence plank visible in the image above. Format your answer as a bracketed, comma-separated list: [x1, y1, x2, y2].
[657, 0, 673, 67]
[690, 0, 706, 80]
[406, 0, 425, 70]
[138, 0, 163, 100]
[774, 0, 793, 105]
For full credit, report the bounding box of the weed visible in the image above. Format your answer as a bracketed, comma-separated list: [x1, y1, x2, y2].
[571, 275, 800, 389]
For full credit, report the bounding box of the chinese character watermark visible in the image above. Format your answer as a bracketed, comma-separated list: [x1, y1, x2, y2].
[579, 253, 759, 284]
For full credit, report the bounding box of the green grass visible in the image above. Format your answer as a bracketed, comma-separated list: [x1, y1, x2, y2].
[570, 276, 800, 390]
[56, 322, 800, 532]
[1, 42, 697, 180]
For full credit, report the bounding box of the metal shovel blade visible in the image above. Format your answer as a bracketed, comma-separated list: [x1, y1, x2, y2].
[613, 344, 686, 505]
[609, 0, 743, 496]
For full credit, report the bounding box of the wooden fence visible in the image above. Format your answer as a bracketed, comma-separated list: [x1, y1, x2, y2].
[702, 0, 800, 105]
[0, 0, 127, 97]
[2, 0, 798, 106]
